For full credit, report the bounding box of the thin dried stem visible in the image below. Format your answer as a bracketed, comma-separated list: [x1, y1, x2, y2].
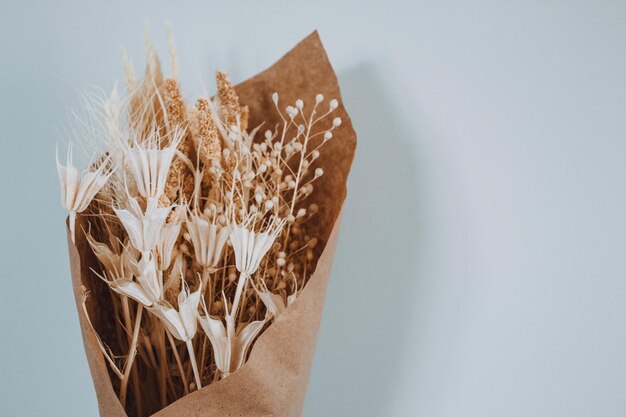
[120, 304, 143, 408]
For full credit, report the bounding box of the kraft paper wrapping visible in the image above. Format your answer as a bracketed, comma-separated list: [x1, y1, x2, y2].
[67, 31, 356, 417]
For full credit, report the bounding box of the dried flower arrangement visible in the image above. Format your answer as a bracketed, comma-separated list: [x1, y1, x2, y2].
[59, 31, 355, 417]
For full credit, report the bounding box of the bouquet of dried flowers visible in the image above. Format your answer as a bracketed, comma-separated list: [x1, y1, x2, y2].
[59, 31, 355, 417]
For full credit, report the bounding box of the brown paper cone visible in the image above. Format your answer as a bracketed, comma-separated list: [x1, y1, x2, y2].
[67, 31, 356, 417]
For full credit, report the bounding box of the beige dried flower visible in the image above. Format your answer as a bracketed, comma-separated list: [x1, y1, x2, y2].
[155, 216, 182, 271]
[198, 300, 266, 377]
[123, 128, 182, 200]
[255, 279, 297, 318]
[186, 211, 231, 274]
[113, 197, 172, 255]
[113, 252, 162, 307]
[150, 281, 203, 388]
[151, 282, 201, 343]
[230, 215, 285, 276]
[56, 144, 113, 242]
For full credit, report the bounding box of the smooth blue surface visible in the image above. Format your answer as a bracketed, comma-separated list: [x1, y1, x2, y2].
[2, 1, 626, 416]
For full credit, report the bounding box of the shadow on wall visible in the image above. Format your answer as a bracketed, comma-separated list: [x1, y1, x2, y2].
[302, 63, 424, 416]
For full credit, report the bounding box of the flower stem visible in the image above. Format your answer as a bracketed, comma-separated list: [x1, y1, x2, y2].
[120, 304, 143, 408]
[69, 211, 76, 243]
[199, 335, 208, 383]
[230, 273, 249, 319]
[186, 340, 202, 390]
[166, 329, 189, 395]
[202, 266, 213, 304]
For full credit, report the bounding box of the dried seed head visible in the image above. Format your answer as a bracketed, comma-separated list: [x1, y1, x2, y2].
[286, 106, 297, 118]
[216, 71, 245, 129]
[192, 98, 221, 185]
[164, 79, 186, 128]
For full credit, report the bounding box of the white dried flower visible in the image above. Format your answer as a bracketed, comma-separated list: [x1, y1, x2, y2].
[186, 211, 231, 271]
[198, 299, 266, 376]
[258, 291, 297, 317]
[56, 144, 113, 242]
[255, 280, 297, 318]
[151, 282, 201, 342]
[151, 281, 204, 388]
[109, 252, 162, 307]
[85, 232, 122, 276]
[134, 252, 162, 302]
[114, 197, 172, 255]
[86, 233, 136, 283]
[123, 129, 182, 200]
[197, 313, 229, 373]
[156, 220, 182, 271]
[229, 216, 286, 276]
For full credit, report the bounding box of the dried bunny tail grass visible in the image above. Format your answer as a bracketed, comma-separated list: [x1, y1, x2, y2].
[59, 86, 136, 222]
[125, 33, 168, 139]
[121, 48, 138, 98]
[61, 86, 130, 179]
[101, 86, 126, 160]
[144, 31, 164, 88]
[215, 71, 248, 131]
[167, 25, 179, 82]
[62, 91, 111, 161]
[128, 82, 166, 139]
